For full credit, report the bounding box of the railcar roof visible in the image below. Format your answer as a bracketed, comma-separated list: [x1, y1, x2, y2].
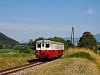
[36, 40, 64, 45]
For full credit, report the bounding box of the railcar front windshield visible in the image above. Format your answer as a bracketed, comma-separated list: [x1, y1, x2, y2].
[37, 43, 41, 48]
[37, 42, 50, 49]
[46, 44, 50, 48]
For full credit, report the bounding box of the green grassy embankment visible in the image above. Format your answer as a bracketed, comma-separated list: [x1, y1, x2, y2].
[64, 48, 100, 68]
[0, 49, 36, 71]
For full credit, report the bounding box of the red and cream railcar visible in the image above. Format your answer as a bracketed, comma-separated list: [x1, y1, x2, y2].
[36, 40, 64, 59]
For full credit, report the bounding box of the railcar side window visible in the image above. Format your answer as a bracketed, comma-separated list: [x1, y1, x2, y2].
[46, 44, 50, 48]
[37, 44, 41, 48]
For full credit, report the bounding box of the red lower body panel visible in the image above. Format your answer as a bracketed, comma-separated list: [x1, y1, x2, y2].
[36, 50, 64, 59]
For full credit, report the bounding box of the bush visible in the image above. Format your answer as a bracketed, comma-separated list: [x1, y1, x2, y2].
[78, 32, 97, 51]
[0, 44, 3, 49]
[13, 45, 34, 53]
[62, 51, 95, 61]
[98, 46, 100, 50]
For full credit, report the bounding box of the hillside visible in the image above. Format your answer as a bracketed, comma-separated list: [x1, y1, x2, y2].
[0, 32, 19, 45]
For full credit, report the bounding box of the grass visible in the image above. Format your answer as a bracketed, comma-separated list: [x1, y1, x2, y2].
[0, 48, 100, 75]
[64, 48, 100, 68]
[19, 58, 99, 75]
[13, 48, 100, 75]
[0, 49, 36, 71]
[62, 48, 100, 74]
[0, 49, 19, 53]
[0, 49, 35, 57]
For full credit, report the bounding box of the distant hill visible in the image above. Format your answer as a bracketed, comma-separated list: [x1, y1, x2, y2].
[0, 32, 19, 45]
[64, 33, 100, 43]
[64, 37, 79, 42]
[95, 33, 100, 42]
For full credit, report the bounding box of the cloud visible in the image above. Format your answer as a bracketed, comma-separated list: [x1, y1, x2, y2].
[86, 9, 95, 15]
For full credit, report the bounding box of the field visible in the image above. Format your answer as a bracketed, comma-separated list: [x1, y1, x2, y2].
[15, 48, 100, 75]
[0, 48, 100, 75]
[0, 49, 36, 71]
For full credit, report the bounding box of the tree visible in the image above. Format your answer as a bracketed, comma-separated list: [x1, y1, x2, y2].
[48, 36, 69, 49]
[0, 43, 3, 49]
[28, 37, 45, 50]
[78, 32, 97, 51]
[0, 41, 3, 49]
[28, 39, 34, 46]
[67, 40, 72, 47]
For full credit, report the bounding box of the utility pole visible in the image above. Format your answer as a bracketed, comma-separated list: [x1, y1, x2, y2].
[71, 27, 74, 45]
[71, 32, 72, 45]
[72, 27, 74, 45]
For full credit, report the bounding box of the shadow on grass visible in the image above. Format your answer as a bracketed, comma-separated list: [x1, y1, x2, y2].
[28, 59, 40, 63]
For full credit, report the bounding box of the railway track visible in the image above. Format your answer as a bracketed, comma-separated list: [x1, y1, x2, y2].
[0, 61, 44, 75]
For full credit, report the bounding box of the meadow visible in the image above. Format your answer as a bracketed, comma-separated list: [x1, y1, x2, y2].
[0, 49, 36, 71]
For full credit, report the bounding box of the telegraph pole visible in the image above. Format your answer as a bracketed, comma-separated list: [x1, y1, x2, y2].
[71, 31, 72, 45]
[71, 27, 74, 45]
[72, 27, 74, 45]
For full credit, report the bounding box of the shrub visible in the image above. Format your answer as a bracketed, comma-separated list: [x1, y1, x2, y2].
[62, 51, 95, 61]
[78, 32, 97, 51]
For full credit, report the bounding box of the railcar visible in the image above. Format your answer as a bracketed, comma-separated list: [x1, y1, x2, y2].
[36, 40, 64, 59]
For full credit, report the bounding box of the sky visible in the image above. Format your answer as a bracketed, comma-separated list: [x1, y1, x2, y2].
[0, 0, 100, 42]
